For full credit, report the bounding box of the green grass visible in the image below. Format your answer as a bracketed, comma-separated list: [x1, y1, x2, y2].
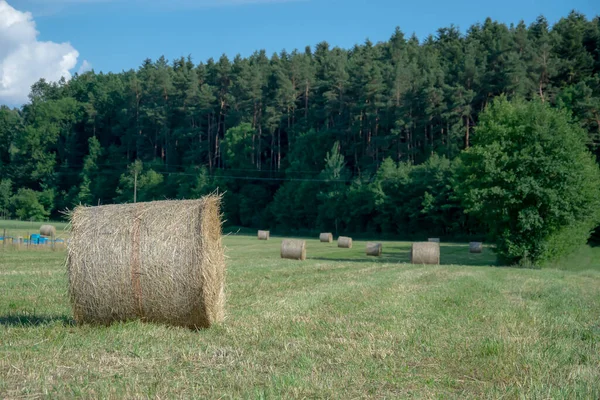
[1, 235, 599, 398]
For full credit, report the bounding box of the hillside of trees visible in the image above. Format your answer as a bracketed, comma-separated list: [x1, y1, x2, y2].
[0, 11, 599, 240]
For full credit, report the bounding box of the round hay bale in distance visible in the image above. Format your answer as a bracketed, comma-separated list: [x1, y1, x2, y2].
[338, 236, 353, 248]
[281, 239, 306, 261]
[40, 225, 56, 237]
[469, 242, 483, 253]
[67, 196, 226, 330]
[319, 233, 333, 243]
[411, 242, 440, 265]
[366, 242, 382, 256]
[428, 238, 440, 243]
[258, 230, 270, 240]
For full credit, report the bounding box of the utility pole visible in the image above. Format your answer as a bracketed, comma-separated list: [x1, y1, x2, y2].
[130, 159, 142, 204]
[134, 169, 138, 204]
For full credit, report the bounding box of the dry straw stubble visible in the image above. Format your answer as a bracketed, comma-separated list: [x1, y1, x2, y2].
[338, 236, 353, 248]
[411, 242, 440, 265]
[67, 196, 226, 329]
[281, 239, 306, 261]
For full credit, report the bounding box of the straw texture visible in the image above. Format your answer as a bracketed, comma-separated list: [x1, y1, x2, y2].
[366, 242, 382, 256]
[258, 230, 270, 240]
[469, 242, 483, 253]
[281, 239, 306, 261]
[67, 196, 225, 329]
[337, 236, 353, 248]
[411, 242, 440, 265]
[319, 233, 333, 243]
[40, 225, 56, 237]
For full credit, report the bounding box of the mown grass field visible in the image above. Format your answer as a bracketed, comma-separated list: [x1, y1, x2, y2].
[1, 233, 600, 398]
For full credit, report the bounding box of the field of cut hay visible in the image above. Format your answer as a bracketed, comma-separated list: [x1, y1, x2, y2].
[1, 233, 600, 398]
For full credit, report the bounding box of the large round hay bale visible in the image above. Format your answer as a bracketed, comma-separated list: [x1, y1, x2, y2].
[338, 236, 352, 248]
[428, 238, 440, 243]
[411, 242, 440, 265]
[319, 233, 333, 243]
[281, 239, 306, 261]
[469, 242, 483, 253]
[366, 242, 382, 256]
[67, 196, 225, 330]
[40, 225, 56, 237]
[258, 230, 270, 240]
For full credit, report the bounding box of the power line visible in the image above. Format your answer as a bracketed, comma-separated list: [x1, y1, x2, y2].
[46, 168, 355, 183]
[54, 162, 326, 174]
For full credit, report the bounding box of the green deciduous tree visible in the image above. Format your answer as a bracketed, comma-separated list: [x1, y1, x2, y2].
[0, 179, 13, 219]
[458, 97, 600, 265]
[12, 189, 50, 221]
[116, 160, 164, 203]
[77, 136, 104, 205]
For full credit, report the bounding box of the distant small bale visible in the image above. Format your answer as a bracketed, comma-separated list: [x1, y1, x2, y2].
[281, 239, 306, 261]
[469, 242, 483, 253]
[428, 238, 440, 243]
[258, 230, 270, 240]
[40, 225, 56, 237]
[319, 233, 333, 243]
[366, 242, 382, 256]
[338, 236, 353, 249]
[411, 242, 440, 265]
[67, 196, 226, 330]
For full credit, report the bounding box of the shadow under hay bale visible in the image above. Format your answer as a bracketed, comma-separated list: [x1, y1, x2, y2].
[319, 233, 333, 243]
[411, 242, 440, 265]
[67, 196, 225, 330]
[470, 242, 483, 253]
[366, 242, 382, 256]
[338, 236, 352, 249]
[258, 230, 270, 240]
[281, 239, 306, 261]
[40, 225, 56, 237]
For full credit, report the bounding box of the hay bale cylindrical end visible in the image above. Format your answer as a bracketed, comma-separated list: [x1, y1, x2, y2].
[258, 230, 270, 240]
[411, 242, 440, 265]
[67, 196, 226, 330]
[366, 242, 382, 257]
[319, 233, 333, 243]
[40, 224, 57, 237]
[338, 236, 353, 249]
[281, 239, 306, 261]
[469, 242, 483, 253]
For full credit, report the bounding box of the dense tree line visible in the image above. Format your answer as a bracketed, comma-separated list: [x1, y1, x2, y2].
[1, 11, 599, 242]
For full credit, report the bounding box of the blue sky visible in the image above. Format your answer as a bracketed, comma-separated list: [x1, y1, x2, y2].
[0, 0, 598, 104]
[14, 0, 600, 73]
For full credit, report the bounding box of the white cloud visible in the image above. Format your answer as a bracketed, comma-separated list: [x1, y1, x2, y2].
[0, 0, 79, 105]
[78, 59, 92, 74]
